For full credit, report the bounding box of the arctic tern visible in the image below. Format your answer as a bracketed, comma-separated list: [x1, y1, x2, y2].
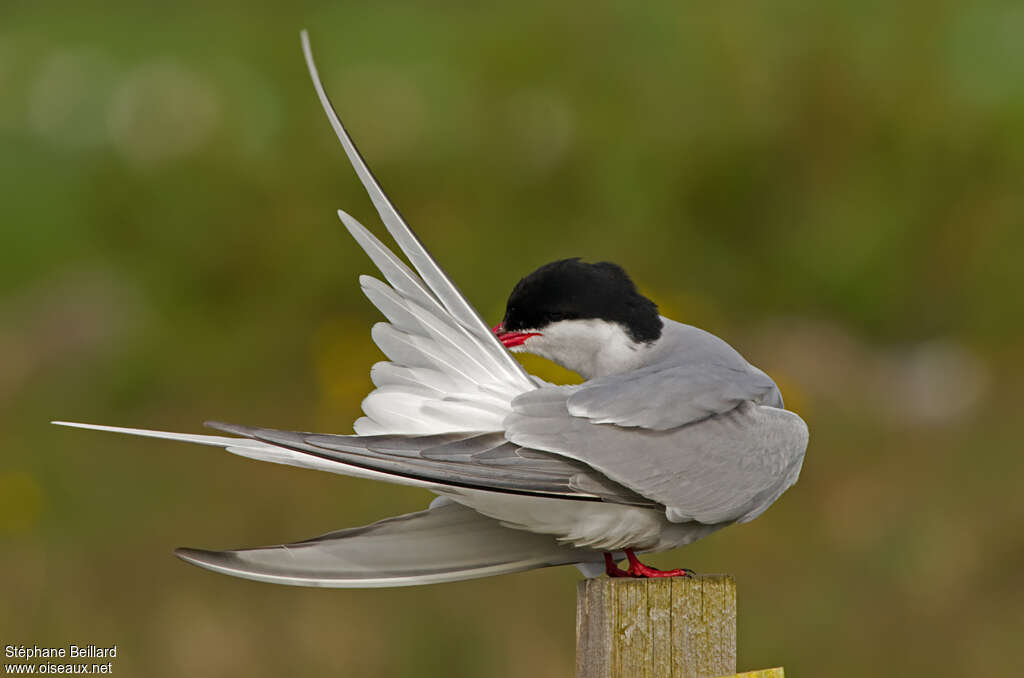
[54, 32, 808, 587]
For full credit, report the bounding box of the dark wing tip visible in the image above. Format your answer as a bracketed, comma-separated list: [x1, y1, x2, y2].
[175, 547, 254, 575]
[175, 547, 227, 566]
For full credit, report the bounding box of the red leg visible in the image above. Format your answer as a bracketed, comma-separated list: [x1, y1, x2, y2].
[603, 552, 632, 578]
[624, 549, 695, 578]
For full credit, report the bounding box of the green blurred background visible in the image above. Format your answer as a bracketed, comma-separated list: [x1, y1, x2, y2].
[3, 1, 1023, 675]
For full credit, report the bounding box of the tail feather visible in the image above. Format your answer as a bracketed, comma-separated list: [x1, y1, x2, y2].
[51, 421, 462, 492]
[175, 499, 597, 588]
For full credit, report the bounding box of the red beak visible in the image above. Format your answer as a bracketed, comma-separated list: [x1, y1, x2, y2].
[492, 323, 541, 348]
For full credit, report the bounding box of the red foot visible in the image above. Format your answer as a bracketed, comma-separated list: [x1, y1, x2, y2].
[604, 552, 632, 577]
[603, 550, 695, 579]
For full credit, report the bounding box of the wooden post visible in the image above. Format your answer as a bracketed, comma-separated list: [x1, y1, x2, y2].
[576, 575, 737, 678]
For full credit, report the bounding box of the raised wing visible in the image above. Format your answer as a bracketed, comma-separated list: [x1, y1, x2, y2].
[340, 211, 526, 434]
[506, 391, 808, 525]
[300, 32, 534, 437]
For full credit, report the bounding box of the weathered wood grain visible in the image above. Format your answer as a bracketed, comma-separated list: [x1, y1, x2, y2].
[576, 576, 737, 678]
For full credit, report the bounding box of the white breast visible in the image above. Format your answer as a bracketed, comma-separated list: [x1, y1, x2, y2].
[512, 319, 656, 380]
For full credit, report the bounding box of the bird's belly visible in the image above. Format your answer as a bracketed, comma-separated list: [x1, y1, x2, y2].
[440, 490, 716, 552]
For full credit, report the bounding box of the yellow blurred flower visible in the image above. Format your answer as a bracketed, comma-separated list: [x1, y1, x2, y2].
[0, 470, 43, 534]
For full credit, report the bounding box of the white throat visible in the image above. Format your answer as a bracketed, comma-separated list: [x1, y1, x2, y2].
[510, 319, 656, 380]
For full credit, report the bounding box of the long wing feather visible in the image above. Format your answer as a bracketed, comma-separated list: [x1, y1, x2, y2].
[360, 277, 497, 381]
[335, 210, 530, 434]
[175, 499, 600, 588]
[338, 209, 451, 320]
[339, 211, 523, 390]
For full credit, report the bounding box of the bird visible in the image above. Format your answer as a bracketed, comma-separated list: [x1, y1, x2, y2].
[53, 32, 808, 588]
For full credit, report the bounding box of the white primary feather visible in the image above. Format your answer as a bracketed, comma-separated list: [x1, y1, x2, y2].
[304, 30, 533, 391]
[340, 209, 531, 433]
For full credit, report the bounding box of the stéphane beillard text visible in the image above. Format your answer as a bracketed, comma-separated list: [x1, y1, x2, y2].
[5, 645, 118, 659]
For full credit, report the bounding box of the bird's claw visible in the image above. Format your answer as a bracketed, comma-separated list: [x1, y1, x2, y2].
[603, 550, 696, 579]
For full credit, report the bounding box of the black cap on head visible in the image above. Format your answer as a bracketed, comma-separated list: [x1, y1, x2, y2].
[502, 258, 663, 343]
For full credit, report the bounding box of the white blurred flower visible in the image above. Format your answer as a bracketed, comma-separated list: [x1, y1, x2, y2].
[507, 88, 575, 174]
[108, 60, 220, 170]
[216, 58, 281, 158]
[28, 47, 119, 149]
[753, 319, 991, 427]
[880, 339, 991, 425]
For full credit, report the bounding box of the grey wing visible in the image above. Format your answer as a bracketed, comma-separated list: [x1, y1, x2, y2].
[567, 357, 783, 431]
[206, 421, 656, 507]
[506, 389, 808, 525]
[176, 498, 601, 588]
